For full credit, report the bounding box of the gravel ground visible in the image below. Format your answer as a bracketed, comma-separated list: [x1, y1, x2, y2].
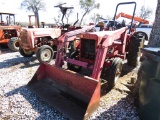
[0, 48, 140, 120]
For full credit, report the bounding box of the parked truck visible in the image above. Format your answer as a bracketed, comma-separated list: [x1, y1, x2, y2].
[136, 24, 152, 45]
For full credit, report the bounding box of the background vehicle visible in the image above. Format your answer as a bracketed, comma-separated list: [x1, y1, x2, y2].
[28, 15, 38, 28]
[115, 12, 152, 43]
[115, 12, 150, 25]
[19, 28, 61, 62]
[136, 24, 152, 44]
[95, 20, 120, 31]
[27, 2, 145, 120]
[19, 3, 82, 63]
[0, 12, 21, 52]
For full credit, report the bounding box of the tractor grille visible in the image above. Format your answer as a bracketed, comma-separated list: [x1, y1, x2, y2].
[20, 30, 29, 44]
[81, 39, 95, 60]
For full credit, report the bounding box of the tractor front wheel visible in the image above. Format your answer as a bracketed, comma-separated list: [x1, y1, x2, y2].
[19, 46, 35, 57]
[36, 45, 54, 63]
[8, 37, 19, 52]
[67, 51, 82, 72]
[107, 57, 123, 89]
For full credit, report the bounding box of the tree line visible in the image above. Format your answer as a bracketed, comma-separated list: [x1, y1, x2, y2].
[20, 0, 152, 26]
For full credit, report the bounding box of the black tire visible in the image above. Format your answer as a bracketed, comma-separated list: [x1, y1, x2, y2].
[67, 51, 82, 72]
[19, 46, 35, 57]
[36, 45, 54, 63]
[107, 58, 123, 88]
[7, 37, 19, 52]
[127, 34, 144, 67]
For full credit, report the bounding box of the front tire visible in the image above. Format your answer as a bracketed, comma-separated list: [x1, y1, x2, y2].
[36, 45, 54, 63]
[7, 37, 19, 52]
[107, 57, 123, 88]
[19, 46, 34, 57]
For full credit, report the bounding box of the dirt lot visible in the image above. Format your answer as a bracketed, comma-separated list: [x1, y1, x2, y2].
[0, 47, 140, 120]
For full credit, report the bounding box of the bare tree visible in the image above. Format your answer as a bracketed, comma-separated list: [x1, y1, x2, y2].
[90, 13, 102, 24]
[65, 9, 73, 24]
[79, 0, 100, 26]
[21, 0, 46, 27]
[53, 14, 62, 26]
[105, 15, 113, 20]
[136, 6, 153, 19]
[148, 1, 160, 47]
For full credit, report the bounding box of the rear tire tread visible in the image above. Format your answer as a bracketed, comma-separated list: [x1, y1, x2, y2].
[127, 34, 145, 67]
[19, 46, 34, 57]
[7, 37, 19, 52]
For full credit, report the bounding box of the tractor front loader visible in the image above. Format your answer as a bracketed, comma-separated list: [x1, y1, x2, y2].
[27, 2, 145, 120]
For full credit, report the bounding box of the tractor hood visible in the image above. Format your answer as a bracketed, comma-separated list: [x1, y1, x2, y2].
[0, 25, 21, 30]
[79, 27, 127, 45]
[19, 28, 61, 49]
[20, 28, 61, 39]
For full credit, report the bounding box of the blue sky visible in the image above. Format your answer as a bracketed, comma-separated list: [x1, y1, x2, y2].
[0, 0, 157, 24]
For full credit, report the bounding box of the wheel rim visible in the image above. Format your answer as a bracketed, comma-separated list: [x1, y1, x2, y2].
[15, 41, 19, 47]
[41, 49, 52, 62]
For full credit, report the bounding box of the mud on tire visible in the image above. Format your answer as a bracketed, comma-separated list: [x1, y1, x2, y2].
[7, 37, 19, 52]
[19, 46, 35, 57]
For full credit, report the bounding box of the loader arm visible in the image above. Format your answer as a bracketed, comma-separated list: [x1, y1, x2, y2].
[58, 26, 94, 42]
[55, 26, 94, 67]
[92, 27, 127, 80]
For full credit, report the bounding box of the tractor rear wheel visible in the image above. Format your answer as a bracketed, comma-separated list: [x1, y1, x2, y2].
[7, 37, 19, 52]
[107, 57, 123, 89]
[67, 51, 82, 72]
[19, 46, 35, 57]
[127, 33, 144, 67]
[36, 45, 54, 63]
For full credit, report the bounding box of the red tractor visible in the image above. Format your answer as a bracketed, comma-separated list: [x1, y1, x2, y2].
[18, 3, 82, 63]
[27, 2, 145, 120]
[0, 12, 21, 51]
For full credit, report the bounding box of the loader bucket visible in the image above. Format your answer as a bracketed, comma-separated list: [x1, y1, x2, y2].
[27, 63, 100, 120]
